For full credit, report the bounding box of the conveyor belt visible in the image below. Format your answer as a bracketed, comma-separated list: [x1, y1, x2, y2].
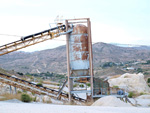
[0, 23, 87, 103]
[21, 25, 66, 41]
[0, 25, 66, 56]
[0, 72, 86, 102]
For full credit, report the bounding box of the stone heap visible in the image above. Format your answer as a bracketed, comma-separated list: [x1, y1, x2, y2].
[91, 96, 132, 107]
[108, 73, 150, 93]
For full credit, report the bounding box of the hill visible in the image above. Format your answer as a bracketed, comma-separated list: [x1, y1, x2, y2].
[0, 42, 150, 74]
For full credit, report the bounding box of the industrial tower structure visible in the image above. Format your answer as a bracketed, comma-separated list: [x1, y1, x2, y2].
[65, 18, 93, 102]
[0, 18, 94, 103]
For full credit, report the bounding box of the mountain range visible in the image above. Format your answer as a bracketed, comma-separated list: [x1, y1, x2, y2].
[0, 42, 150, 73]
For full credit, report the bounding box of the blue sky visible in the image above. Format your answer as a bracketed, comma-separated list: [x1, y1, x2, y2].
[0, 0, 149, 51]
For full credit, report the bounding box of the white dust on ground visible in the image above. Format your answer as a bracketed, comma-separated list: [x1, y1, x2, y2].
[0, 97, 150, 113]
[0, 101, 150, 113]
[129, 95, 150, 107]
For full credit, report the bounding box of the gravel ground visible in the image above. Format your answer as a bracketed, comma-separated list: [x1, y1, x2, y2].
[0, 101, 150, 113]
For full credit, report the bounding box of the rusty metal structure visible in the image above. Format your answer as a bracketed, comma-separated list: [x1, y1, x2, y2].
[0, 18, 94, 103]
[0, 25, 66, 56]
[65, 18, 93, 102]
[0, 17, 126, 103]
[0, 72, 86, 102]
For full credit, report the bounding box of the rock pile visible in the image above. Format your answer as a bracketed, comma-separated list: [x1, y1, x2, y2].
[108, 73, 150, 93]
[91, 96, 132, 107]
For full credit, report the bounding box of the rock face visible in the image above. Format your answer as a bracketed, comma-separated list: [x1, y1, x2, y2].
[91, 96, 132, 107]
[108, 73, 150, 93]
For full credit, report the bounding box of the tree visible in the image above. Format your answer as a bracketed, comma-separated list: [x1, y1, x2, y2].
[102, 62, 116, 68]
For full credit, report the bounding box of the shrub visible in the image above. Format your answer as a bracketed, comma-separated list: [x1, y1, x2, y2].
[36, 83, 43, 87]
[144, 72, 149, 75]
[86, 83, 91, 87]
[137, 68, 143, 73]
[113, 86, 119, 88]
[17, 72, 24, 76]
[79, 84, 84, 88]
[128, 92, 135, 98]
[147, 78, 150, 83]
[102, 62, 116, 68]
[21, 94, 32, 102]
[73, 84, 78, 88]
[140, 92, 145, 95]
[17, 91, 22, 94]
[57, 83, 60, 86]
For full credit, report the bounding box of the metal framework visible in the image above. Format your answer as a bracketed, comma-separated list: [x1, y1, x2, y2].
[0, 25, 66, 56]
[0, 72, 86, 102]
[0, 18, 94, 103]
[65, 18, 93, 103]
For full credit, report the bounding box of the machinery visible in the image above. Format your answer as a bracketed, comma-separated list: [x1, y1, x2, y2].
[0, 24, 66, 56]
[0, 18, 94, 103]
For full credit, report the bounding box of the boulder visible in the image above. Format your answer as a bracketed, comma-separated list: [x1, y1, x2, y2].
[108, 73, 150, 93]
[35, 96, 41, 102]
[42, 95, 52, 103]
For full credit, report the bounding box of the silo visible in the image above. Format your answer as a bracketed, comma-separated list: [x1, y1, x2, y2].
[69, 24, 89, 76]
[65, 18, 93, 103]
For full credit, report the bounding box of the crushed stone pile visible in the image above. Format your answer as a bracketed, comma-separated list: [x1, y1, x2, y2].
[91, 96, 133, 107]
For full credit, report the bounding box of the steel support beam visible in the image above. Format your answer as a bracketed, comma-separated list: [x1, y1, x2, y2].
[65, 20, 72, 103]
[87, 18, 94, 98]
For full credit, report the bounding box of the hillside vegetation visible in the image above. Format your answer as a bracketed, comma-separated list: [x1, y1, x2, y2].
[1, 42, 150, 79]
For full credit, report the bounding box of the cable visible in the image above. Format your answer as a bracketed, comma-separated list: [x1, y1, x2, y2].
[0, 34, 22, 37]
[0, 33, 150, 47]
